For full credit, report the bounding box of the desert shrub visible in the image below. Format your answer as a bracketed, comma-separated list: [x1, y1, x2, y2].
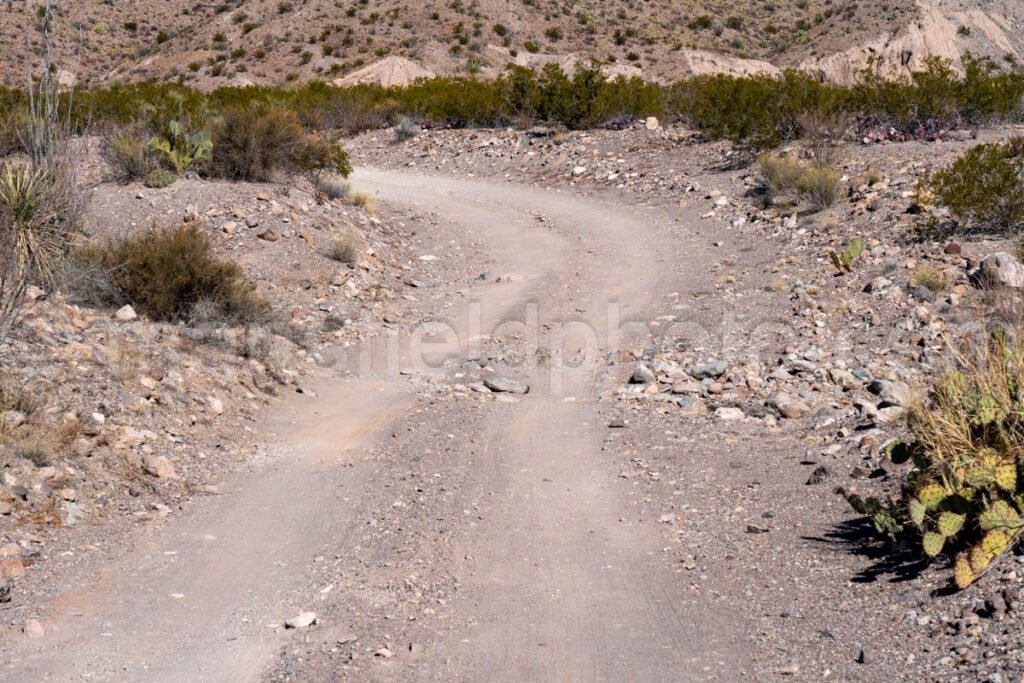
[840, 329, 1024, 589]
[0, 163, 79, 336]
[758, 153, 803, 197]
[144, 169, 178, 188]
[326, 231, 361, 263]
[105, 133, 159, 181]
[929, 139, 1024, 235]
[393, 115, 418, 141]
[312, 173, 349, 203]
[208, 108, 351, 181]
[351, 192, 377, 213]
[797, 165, 842, 211]
[87, 222, 269, 324]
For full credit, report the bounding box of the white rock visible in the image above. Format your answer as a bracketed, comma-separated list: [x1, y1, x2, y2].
[114, 305, 138, 321]
[285, 612, 317, 629]
[714, 407, 744, 420]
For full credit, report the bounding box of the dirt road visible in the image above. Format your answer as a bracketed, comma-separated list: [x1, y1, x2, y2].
[6, 170, 746, 681]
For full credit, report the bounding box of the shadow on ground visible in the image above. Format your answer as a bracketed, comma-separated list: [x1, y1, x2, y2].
[804, 518, 946, 588]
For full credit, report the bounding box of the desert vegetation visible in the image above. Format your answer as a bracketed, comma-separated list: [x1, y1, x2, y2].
[841, 329, 1024, 589]
[1, 54, 1021, 153]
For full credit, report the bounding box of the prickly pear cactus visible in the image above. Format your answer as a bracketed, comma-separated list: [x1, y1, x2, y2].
[839, 330, 1024, 590]
[148, 119, 212, 175]
[828, 237, 864, 274]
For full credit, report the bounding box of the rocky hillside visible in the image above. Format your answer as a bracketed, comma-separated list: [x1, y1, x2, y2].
[0, 0, 928, 88]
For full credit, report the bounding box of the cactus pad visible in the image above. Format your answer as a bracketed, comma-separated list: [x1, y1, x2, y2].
[954, 555, 975, 589]
[908, 498, 927, 527]
[937, 511, 966, 538]
[979, 500, 1022, 530]
[922, 532, 945, 557]
[917, 484, 947, 511]
[995, 462, 1018, 492]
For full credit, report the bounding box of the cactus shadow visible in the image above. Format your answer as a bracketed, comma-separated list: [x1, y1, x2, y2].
[805, 518, 932, 585]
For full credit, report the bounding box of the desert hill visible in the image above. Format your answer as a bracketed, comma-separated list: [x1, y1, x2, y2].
[0, 0, 1022, 89]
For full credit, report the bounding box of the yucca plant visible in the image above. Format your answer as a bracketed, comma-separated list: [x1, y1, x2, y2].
[840, 329, 1024, 589]
[0, 164, 72, 333]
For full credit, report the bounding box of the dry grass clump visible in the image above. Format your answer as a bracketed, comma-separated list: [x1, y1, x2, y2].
[910, 265, 951, 293]
[758, 153, 842, 212]
[326, 229, 362, 263]
[312, 172, 349, 204]
[351, 191, 377, 213]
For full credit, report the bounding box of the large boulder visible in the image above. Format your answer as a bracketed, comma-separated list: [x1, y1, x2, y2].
[972, 252, 1024, 289]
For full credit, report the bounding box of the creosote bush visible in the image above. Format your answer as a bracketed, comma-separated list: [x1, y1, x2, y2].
[209, 107, 351, 182]
[929, 138, 1024, 235]
[840, 329, 1024, 589]
[83, 222, 269, 324]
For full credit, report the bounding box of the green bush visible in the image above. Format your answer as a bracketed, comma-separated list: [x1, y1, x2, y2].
[86, 222, 268, 323]
[840, 330, 1024, 590]
[208, 108, 351, 181]
[930, 138, 1024, 234]
[5, 55, 1024, 149]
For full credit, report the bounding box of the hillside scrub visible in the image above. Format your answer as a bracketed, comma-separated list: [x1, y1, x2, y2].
[1, 55, 1023, 150]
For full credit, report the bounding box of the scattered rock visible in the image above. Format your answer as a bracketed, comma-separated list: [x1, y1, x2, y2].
[690, 360, 727, 379]
[806, 465, 836, 485]
[483, 377, 530, 394]
[142, 455, 178, 480]
[868, 379, 914, 407]
[285, 612, 318, 629]
[768, 392, 812, 419]
[23, 619, 44, 638]
[678, 397, 708, 417]
[630, 364, 656, 384]
[714, 406, 744, 421]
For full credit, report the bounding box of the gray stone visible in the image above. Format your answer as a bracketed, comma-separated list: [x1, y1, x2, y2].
[629, 364, 656, 384]
[868, 379, 914, 407]
[678, 397, 708, 418]
[142, 455, 178, 479]
[768, 392, 812, 419]
[973, 252, 1024, 289]
[690, 360, 727, 379]
[285, 612, 317, 629]
[714, 406, 744, 420]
